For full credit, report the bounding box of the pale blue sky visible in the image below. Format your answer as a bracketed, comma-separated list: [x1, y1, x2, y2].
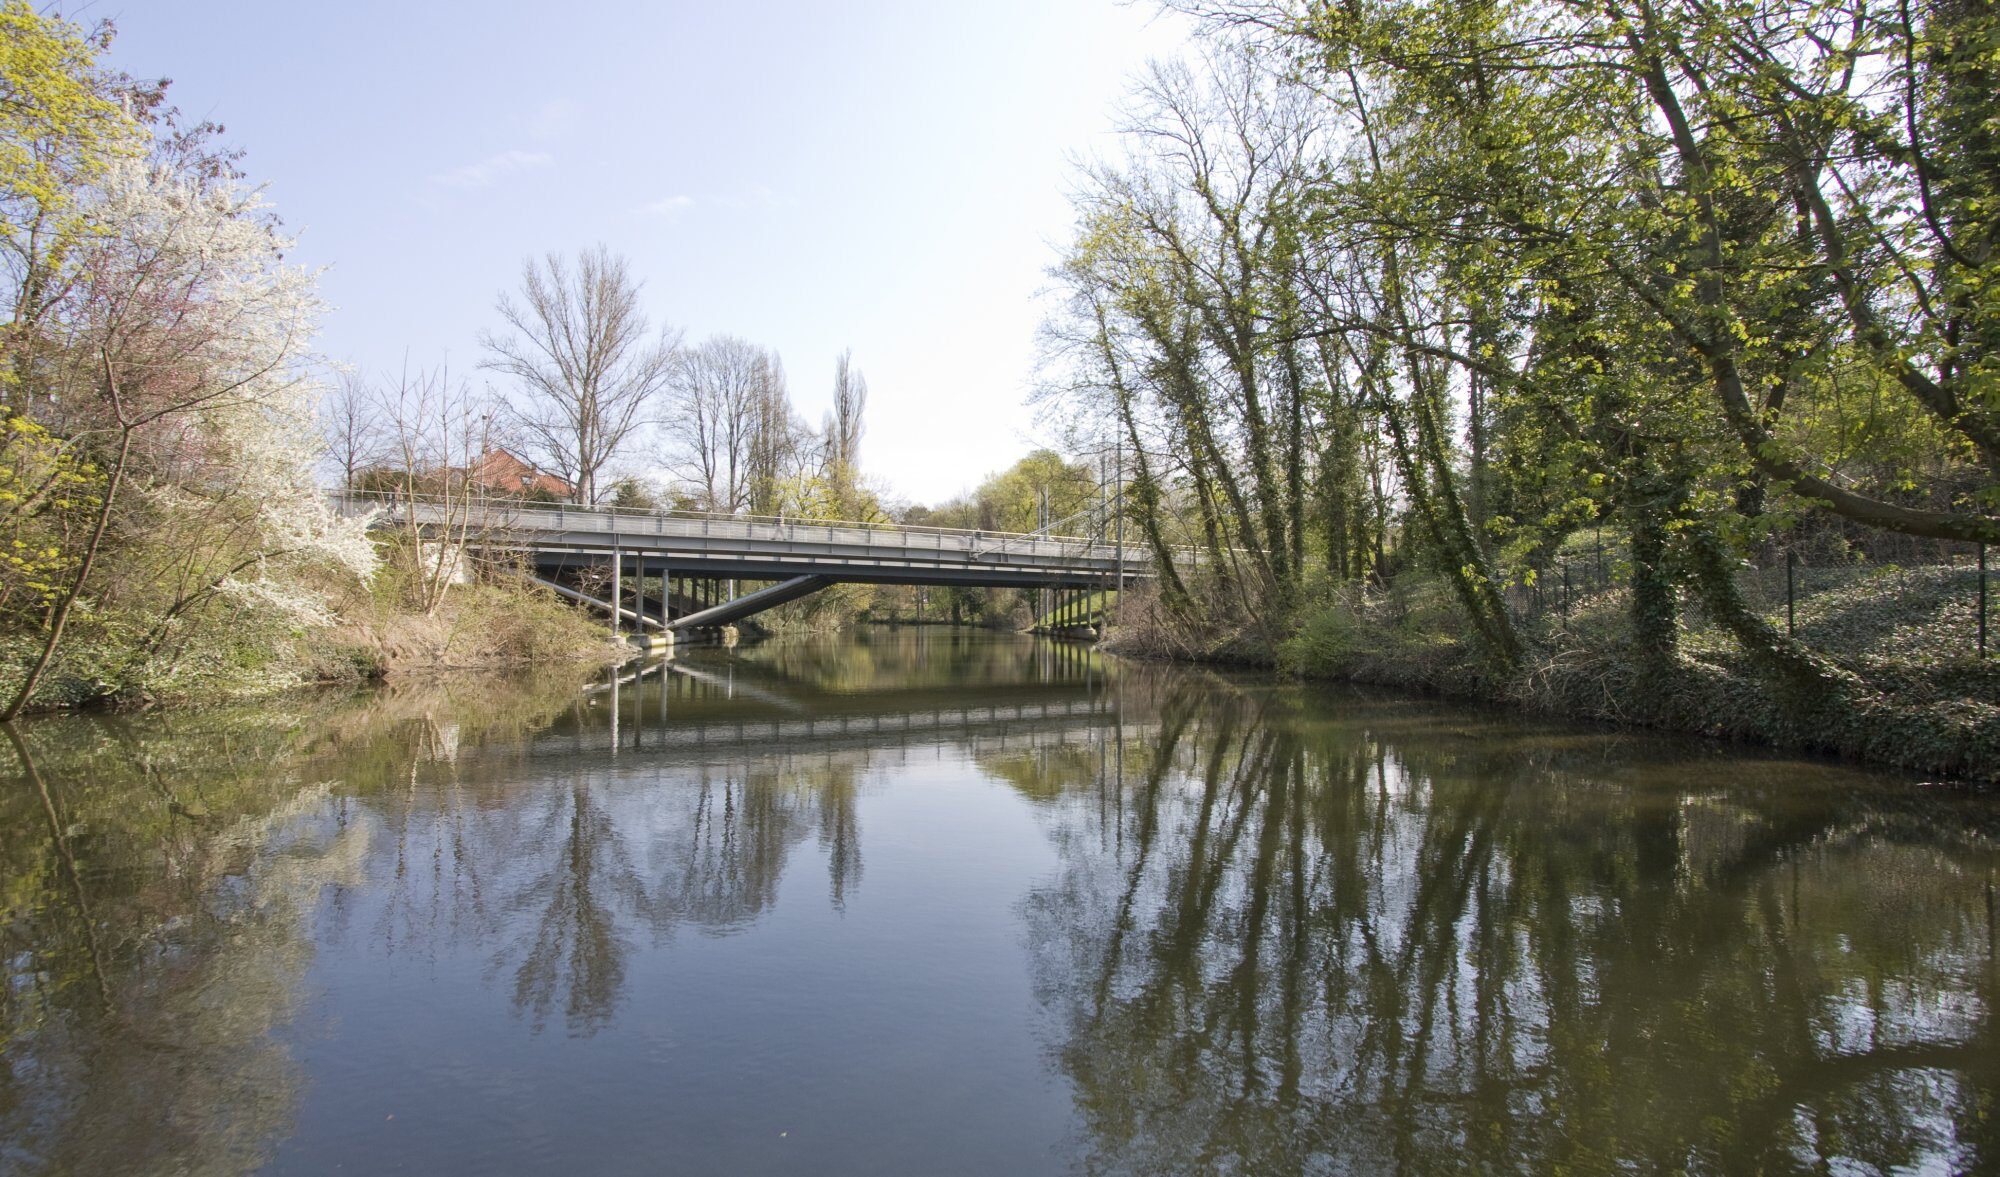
[96, 0, 1193, 504]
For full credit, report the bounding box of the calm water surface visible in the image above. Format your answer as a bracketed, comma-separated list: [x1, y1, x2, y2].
[3, 632, 1997, 1174]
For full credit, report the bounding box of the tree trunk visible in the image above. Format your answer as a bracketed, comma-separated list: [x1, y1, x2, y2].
[4, 426, 131, 721]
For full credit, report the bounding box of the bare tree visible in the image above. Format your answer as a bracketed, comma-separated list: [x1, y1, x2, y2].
[664, 335, 796, 513]
[479, 245, 678, 505]
[322, 371, 385, 490]
[375, 365, 493, 616]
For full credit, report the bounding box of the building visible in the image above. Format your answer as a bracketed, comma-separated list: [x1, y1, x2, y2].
[468, 448, 574, 500]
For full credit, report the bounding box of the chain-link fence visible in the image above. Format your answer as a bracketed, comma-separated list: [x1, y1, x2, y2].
[1507, 537, 1994, 663]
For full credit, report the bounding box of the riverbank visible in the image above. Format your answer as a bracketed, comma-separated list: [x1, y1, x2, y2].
[306, 577, 629, 682]
[0, 575, 626, 715]
[1106, 572, 2000, 783]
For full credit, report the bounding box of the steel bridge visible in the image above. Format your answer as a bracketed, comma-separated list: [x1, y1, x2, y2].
[333, 492, 1140, 635]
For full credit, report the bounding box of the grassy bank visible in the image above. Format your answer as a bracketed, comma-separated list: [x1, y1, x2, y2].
[1, 568, 626, 714]
[305, 572, 628, 683]
[1107, 569, 2000, 783]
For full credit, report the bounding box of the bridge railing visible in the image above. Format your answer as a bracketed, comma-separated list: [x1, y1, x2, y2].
[332, 490, 1161, 567]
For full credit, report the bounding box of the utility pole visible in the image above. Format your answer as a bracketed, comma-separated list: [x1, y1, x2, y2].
[1114, 439, 1125, 624]
[1099, 452, 1109, 541]
[1039, 488, 1049, 626]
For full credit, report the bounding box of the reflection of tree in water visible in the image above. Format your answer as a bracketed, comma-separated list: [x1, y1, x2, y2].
[818, 763, 863, 909]
[654, 757, 867, 925]
[472, 752, 870, 1034]
[0, 669, 623, 1173]
[0, 725, 369, 1175]
[304, 675, 877, 1037]
[669, 771, 809, 929]
[1023, 673, 2000, 1174]
[505, 777, 642, 1035]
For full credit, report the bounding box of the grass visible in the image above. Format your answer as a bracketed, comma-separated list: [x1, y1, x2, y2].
[308, 572, 628, 681]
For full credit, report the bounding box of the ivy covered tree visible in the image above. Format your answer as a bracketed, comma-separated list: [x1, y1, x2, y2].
[1047, 0, 1998, 735]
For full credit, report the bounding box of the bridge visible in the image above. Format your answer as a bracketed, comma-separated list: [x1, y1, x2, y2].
[332, 492, 1141, 636]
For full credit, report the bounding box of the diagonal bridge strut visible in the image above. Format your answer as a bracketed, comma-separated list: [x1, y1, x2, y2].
[533, 574, 833, 632]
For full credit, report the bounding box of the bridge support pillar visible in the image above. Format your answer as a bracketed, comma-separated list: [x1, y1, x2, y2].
[611, 547, 622, 635]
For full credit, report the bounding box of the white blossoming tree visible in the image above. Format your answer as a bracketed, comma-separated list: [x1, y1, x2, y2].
[3, 123, 375, 716]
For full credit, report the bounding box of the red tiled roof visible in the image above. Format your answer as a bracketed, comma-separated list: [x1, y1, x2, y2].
[468, 449, 573, 497]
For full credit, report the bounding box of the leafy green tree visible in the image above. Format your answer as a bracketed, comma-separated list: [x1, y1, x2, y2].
[0, 1, 140, 398]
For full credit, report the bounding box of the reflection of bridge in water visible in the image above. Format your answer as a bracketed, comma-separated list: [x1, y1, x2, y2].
[535, 640, 1133, 761]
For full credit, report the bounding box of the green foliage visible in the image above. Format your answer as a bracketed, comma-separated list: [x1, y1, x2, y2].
[0, 1, 138, 358]
[0, 408, 97, 620]
[608, 476, 659, 511]
[1275, 605, 1362, 676]
[1054, 0, 1998, 740]
[924, 449, 1099, 534]
[766, 468, 886, 524]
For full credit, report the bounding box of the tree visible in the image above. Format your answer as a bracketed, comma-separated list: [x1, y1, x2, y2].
[371, 364, 492, 616]
[663, 334, 791, 513]
[967, 449, 1099, 534]
[0, 2, 142, 401]
[321, 370, 384, 490]
[825, 349, 867, 510]
[1043, 0, 1998, 701]
[3, 140, 374, 717]
[1049, 50, 1354, 647]
[743, 349, 802, 515]
[479, 245, 678, 506]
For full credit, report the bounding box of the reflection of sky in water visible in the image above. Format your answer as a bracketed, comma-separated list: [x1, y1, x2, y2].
[2, 631, 1996, 1175]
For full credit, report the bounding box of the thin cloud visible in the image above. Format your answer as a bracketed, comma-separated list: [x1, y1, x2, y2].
[641, 194, 696, 218]
[629, 187, 796, 220]
[429, 149, 554, 191]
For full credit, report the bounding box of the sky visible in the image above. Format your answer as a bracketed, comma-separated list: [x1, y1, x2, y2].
[94, 0, 1196, 506]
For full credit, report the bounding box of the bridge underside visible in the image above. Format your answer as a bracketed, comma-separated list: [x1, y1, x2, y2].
[535, 556, 1113, 635]
[531, 544, 1119, 635]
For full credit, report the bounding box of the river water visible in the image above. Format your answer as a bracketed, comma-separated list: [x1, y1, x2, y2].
[2, 632, 1995, 1174]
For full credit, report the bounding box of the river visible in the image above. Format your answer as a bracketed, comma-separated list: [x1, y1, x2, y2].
[2, 631, 1995, 1174]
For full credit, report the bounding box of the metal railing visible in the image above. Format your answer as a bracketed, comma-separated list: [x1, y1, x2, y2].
[335, 488, 1099, 543]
